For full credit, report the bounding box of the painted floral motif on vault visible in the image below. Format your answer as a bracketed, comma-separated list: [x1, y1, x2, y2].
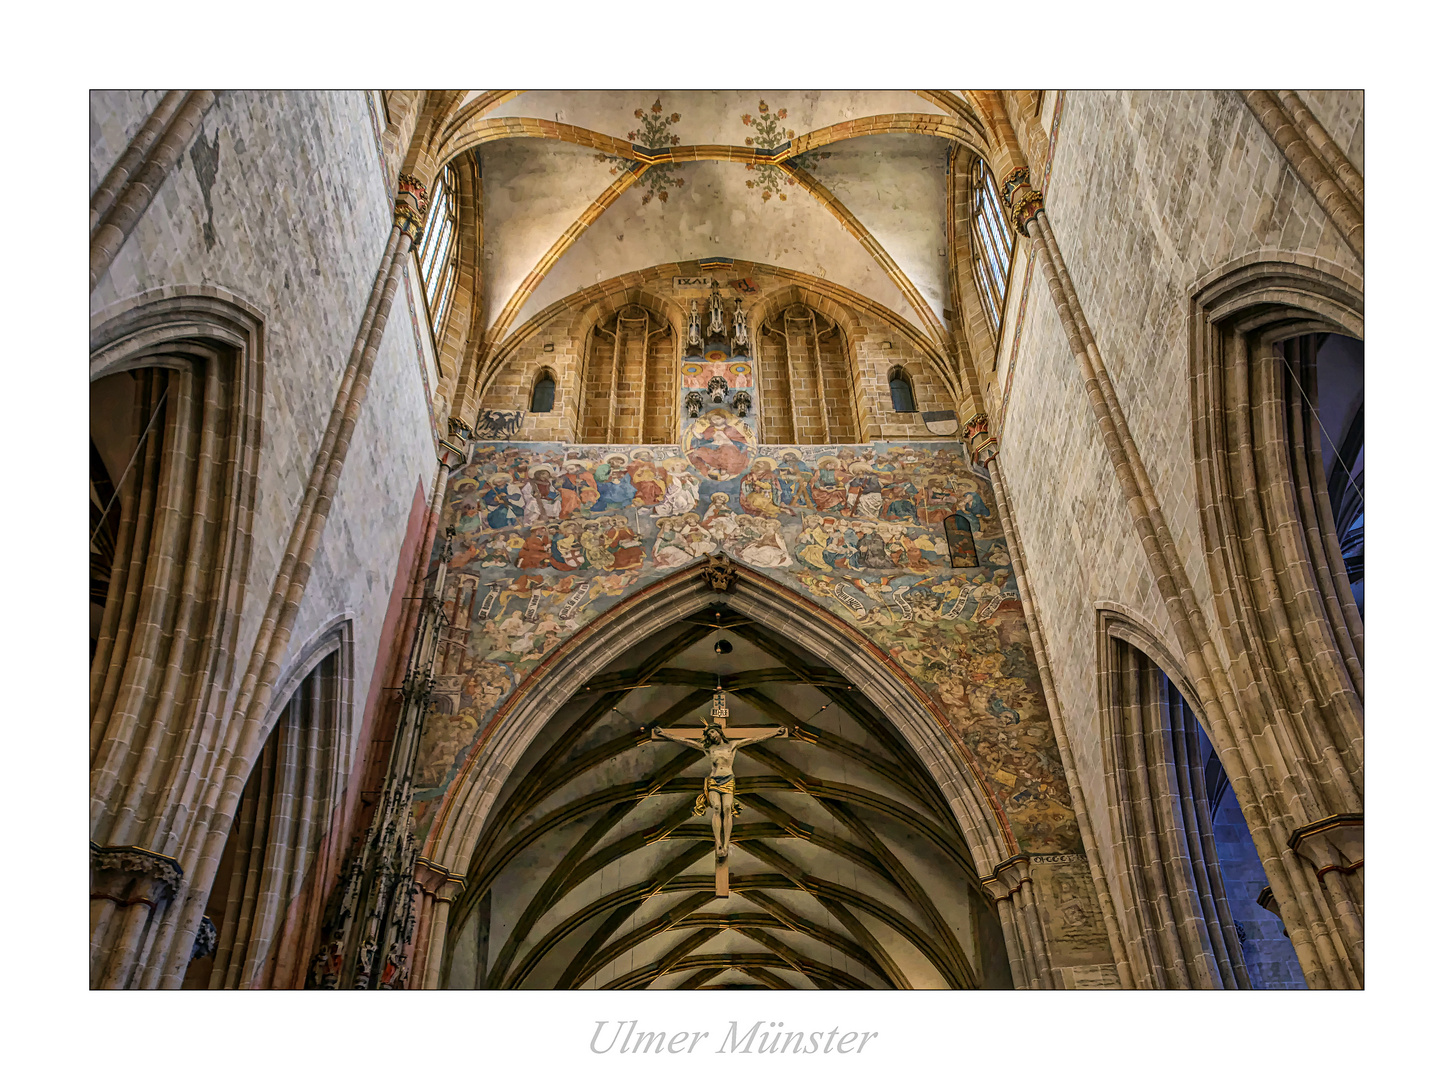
[596, 97, 687, 205]
[739, 100, 829, 201]
[413, 437, 1081, 855]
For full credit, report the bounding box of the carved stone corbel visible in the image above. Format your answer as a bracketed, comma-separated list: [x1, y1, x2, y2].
[90, 842, 183, 912]
[701, 553, 737, 593]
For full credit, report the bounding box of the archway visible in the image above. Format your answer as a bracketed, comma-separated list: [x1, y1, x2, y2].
[439, 599, 1011, 989]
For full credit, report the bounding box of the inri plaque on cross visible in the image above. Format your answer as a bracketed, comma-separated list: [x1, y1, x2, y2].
[652, 687, 788, 897]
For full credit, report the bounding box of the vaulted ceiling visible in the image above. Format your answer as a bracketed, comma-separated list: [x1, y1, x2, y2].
[441, 606, 1010, 989]
[435, 91, 986, 362]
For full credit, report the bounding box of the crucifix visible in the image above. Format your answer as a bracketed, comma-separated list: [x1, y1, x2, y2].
[652, 686, 788, 896]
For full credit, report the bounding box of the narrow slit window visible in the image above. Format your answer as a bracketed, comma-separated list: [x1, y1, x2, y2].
[530, 369, 556, 413]
[888, 367, 916, 413]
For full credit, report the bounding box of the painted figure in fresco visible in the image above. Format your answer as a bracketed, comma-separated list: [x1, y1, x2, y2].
[680, 513, 718, 557]
[701, 492, 739, 541]
[846, 461, 884, 519]
[881, 475, 921, 522]
[651, 515, 694, 568]
[774, 450, 813, 511]
[548, 523, 584, 570]
[685, 409, 753, 480]
[810, 455, 850, 513]
[856, 524, 897, 570]
[579, 524, 615, 570]
[592, 455, 637, 510]
[558, 460, 599, 519]
[653, 458, 700, 517]
[479, 534, 513, 568]
[517, 528, 554, 569]
[735, 516, 793, 569]
[522, 466, 562, 526]
[453, 496, 483, 537]
[973, 570, 1013, 623]
[738, 457, 783, 517]
[821, 520, 856, 570]
[796, 514, 831, 571]
[481, 473, 526, 529]
[627, 450, 667, 507]
[604, 515, 644, 570]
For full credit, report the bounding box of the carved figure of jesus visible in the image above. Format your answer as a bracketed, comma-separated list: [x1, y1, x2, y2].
[652, 720, 788, 860]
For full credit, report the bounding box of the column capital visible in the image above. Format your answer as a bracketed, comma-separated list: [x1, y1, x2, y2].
[999, 166, 1045, 236]
[980, 852, 1032, 900]
[394, 173, 430, 248]
[413, 857, 466, 903]
[1288, 813, 1363, 880]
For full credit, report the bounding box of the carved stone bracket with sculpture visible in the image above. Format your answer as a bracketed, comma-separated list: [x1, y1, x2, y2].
[393, 173, 430, 249]
[999, 167, 1046, 237]
[963, 411, 1000, 467]
[90, 842, 183, 913]
[701, 553, 738, 593]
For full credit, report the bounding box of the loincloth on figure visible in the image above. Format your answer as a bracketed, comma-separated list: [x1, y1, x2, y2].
[693, 774, 742, 817]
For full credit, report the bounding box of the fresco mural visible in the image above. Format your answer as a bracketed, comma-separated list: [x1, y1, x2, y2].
[413, 436, 1082, 854]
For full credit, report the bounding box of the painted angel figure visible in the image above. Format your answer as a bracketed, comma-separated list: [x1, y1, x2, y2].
[652, 717, 788, 859]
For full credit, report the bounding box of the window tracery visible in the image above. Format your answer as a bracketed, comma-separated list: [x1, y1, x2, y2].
[969, 157, 1013, 337]
[418, 164, 460, 339]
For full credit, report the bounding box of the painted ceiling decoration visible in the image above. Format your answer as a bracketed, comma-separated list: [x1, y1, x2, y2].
[430, 91, 990, 386]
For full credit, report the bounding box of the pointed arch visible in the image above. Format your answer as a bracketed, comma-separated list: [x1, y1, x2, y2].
[423, 561, 1015, 881]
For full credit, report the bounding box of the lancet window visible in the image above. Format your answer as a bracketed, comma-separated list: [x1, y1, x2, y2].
[969, 156, 1013, 337]
[418, 164, 460, 339]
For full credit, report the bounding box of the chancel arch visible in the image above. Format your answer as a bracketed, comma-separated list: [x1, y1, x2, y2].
[423, 567, 1018, 989]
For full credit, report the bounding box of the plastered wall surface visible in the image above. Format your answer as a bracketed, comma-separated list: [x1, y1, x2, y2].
[90, 89, 438, 747]
[995, 90, 1363, 922]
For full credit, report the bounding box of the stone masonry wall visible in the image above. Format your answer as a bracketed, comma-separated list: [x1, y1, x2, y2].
[993, 90, 1364, 935]
[90, 89, 438, 759]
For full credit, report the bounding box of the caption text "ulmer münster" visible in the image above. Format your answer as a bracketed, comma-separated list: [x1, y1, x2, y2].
[590, 1020, 881, 1055]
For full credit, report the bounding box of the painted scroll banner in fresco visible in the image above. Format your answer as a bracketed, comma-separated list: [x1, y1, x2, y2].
[414, 438, 1081, 854]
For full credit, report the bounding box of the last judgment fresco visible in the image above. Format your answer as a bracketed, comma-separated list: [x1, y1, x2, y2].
[413, 425, 1083, 854]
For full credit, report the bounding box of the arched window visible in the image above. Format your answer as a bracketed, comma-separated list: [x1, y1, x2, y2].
[417, 165, 460, 339]
[969, 157, 1013, 337]
[530, 368, 557, 413]
[888, 367, 916, 413]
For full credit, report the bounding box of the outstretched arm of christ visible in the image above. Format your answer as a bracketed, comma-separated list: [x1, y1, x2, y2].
[730, 725, 790, 749]
[651, 726, 705, 749]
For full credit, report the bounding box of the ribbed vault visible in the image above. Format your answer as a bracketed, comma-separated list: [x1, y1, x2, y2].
[441, 605, 1011, 989]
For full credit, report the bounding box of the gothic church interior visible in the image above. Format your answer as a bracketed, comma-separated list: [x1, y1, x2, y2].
[88, 89, 1364, 990]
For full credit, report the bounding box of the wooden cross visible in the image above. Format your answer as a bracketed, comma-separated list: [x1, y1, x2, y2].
[652, 688, 789, 897]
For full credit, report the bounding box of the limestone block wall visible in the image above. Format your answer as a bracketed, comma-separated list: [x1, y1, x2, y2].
[993, 90, 1363, 935]
[89, 89, 438, 767]
[476, 312, 584, 443]
[856, 334, 957, 441]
